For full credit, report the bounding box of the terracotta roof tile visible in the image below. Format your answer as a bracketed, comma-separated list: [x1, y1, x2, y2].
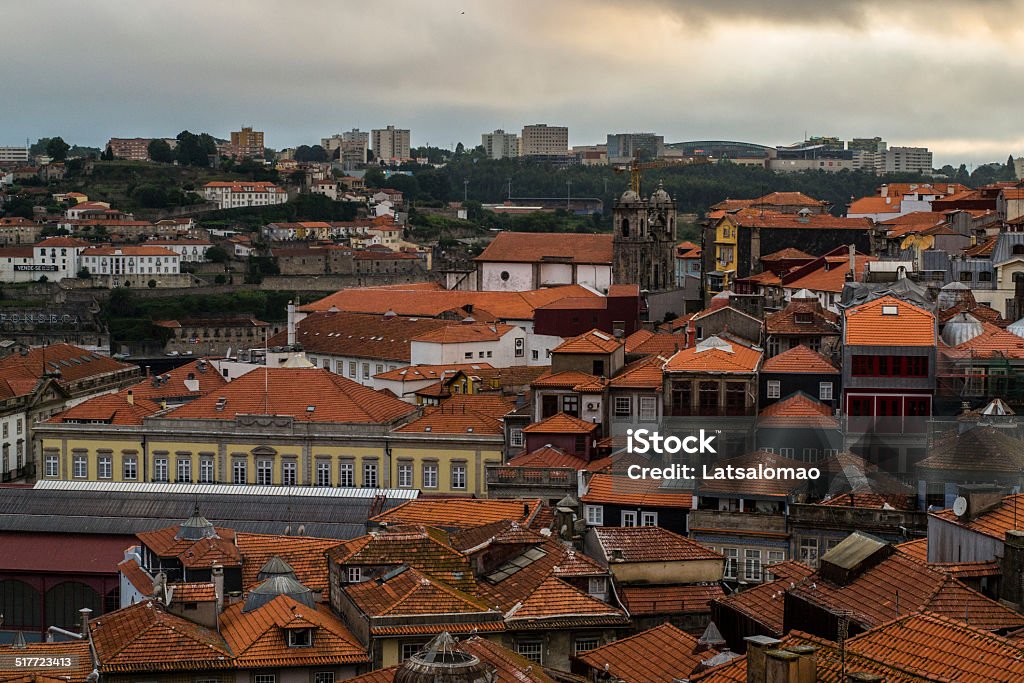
[696, 450, 809, 497]
[370, 498, 545, 530]
[713, 563, 815, 635]
[508, 445, 589, 469]
[219, 595, 368, 667]
[944, 321, 1024, 359]
[136, 524, 241, 569]
[522, 412, 598, 435]
[475, 232, 613, 265]
[236, 534, 342, 595]
[127, 359, 227, 401]
[268, 311, 449, 362]
[783, 254, 876, 293]
[47, 392, 162, 425]
[553, 328, 623, 354]
[894, 538, 929, 563]
[917, 426, 1024, 474]
[164, 368, 415, 423]
[0, 343, 136, 385]
[595, 526, 721, 563]
[503, 574, 626, 627]
[844, 295, 936, 346]
[620, 584, 725, 615]
[578, 622, 716, 682]
[395, 395, 511, 436]
[664, 336, 761, 373]
[765, 300, 839, 336]
[531, 369, 602, 389]
[169, 582, 217, 602]
[374, 362, 494, 382]
[0, 641, 93, 682]
[760, 345, 838, 374]
[411, 322, 516, 344]
[581, 473, 693, 509]
[929, 492, 1024, 541]
[607, 354, 666, 390]
[757, 392, 839, 429]
[450, 519, 549, 554]
[118, 557, 154, 596]
[624, 329, 685, 356]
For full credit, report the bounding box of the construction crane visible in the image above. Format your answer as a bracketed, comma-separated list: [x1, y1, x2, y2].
[613, 155, 714, 196]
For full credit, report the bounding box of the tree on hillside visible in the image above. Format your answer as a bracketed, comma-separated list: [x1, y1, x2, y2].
[363, 166, 386, 188]
[205, 245, 229, 263]
[46, 137, 70, 162]
[148, 138, 175, 163]
[175, 130, 218, 167]
[294, 145, 329, 163]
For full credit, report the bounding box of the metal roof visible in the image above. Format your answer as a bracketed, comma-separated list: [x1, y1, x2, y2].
[33, 480, 418, 499]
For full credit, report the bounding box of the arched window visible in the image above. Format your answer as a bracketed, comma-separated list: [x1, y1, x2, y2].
[45, 581, 101, 631]
[620, 218, 630, 238]
[0, 579, 42, 628]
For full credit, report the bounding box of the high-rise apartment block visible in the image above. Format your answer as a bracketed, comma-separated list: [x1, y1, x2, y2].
[323, 129, 370, 168]
[521, 124, 569, 157]
[481, 130, 520, 160]
[885, 146, 933, 174]
[0, 146, 30, 164]
[371, 125, 411, 163]
[229, 126, 265, 159]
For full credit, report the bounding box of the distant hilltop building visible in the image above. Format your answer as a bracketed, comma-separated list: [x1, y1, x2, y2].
[106, 137, 177, 161]
[481, 129, 520, 160]
[0, 145, 30, 163]
[371, 125, 411, 163]
[520, 124, 569, 157]
[606, 132, 664, 164]
[228, 126, 265, 159]
[322, 128, 370, 168]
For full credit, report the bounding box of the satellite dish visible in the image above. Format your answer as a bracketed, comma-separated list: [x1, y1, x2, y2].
[953, 496, 968, 517]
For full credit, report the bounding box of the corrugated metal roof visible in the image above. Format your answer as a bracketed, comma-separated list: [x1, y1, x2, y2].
[33, 480, 419, 499]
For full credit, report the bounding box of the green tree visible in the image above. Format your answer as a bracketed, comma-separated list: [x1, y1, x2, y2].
[364, 166, 386, 188]
[148, 279, 157, 289]
[148, 138, 175, 163]
[205, 245, 229, 263]
[175, 130, 217, 167]
[77, 267, 91, 278]
[46, 137, 70, 162]
[100, 146, 114, 161]
[133, 185, 169, 208]
[1007, 155, 1018, 181]
[294, 145, 329, 163]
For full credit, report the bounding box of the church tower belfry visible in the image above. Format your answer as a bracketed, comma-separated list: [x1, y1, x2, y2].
[613, 180, 677, 292]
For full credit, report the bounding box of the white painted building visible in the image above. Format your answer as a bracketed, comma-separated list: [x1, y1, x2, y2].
[80, 245, 181, 279]
[409, 322, 536, 367]
[0, 146, 29, 163]
[148, 240, 212, 262]
[0, 247, 40, 282]
[481, 130, 520, 160]
[203, 181, 288, 209]
[0, 407, 28, 480]
[474, 232, 614, 292]
[32, 237, 90, 280]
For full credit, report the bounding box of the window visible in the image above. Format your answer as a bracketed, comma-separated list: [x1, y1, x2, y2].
[588, 577, 608, 597]
[313, 461, 330, 487]
[256, 459, 272, 485]
[123, 456, 137, 480]
[819, 382, 833, 401]
[176, 458, 191, 483]
[723, 548, 738, 579]
[153, 457, 168, 482]
[98, 456, 112, 479]
[363, 462, 378, 488]
[398, 463, 413, 488]
[339, 462, 354, 487]
[621, 511, 637, 527]
[516, 642, 543, 664]
[287, 629, 312, 647]
[464, 352, 473, 360]
[45, 454, 59, 477]
[199, 458, 214, 483]
[801, 448, 819, 462]
[254, 674, 276, 683]
[744, 549, 762, 581]
[314, 674, 335, 683]
[362, 363, 370, 380]
[509, 428, 524, 448]
[562, 395, 579, 417]
[347, 567, 363, 583]
[613, 396, 632, 417]
[531, 349, 539, 360]
[639, 396, 657, 422]
[979, 271, 992, 282]
[451, 464, 466, 490]
[401, 642, 426, 662]
[574, 638, 600, 655]
[800, 538, 820, 568]
[779, 447, 794, 457]
[766, 550, 786, 579]
[232, 459, 247, 484]
[423, 463, 438, 489]
[584, 505, 604, 526]
[767, 380, 780, 399]
[959, 271, 972, 282]
[348, 361, 356, 378]
[281, 461, 297, 486]
[640, 511, 658, 527]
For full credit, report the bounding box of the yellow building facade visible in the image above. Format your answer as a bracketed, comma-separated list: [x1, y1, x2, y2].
[712, 215, 739, 290]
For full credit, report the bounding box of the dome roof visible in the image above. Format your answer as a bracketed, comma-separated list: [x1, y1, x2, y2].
[650, 181, 673, 205]
[1009, 317, 1024, 338]
[395, 632, 495, 683]
[940, 313, 983, 347]
[175, 505, 218, 541]
[243, 575, 315, 612]
[257, 556, 297, 582]
[619, 189, 641, 203]
[937, 281, 976, 310]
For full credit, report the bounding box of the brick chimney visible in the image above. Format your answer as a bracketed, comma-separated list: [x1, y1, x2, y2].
[746, 638, 817, 683]
[745, 635, 781, 683]
[1000, 530, 1024, 608]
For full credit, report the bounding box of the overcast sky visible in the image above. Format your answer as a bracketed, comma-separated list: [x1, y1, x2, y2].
[3, 0, 1023, 166]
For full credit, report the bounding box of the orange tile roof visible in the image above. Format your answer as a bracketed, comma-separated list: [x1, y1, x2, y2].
[450, 519, 549, 554]
[757, 392, 839, 429]
[164, 367, 415, 423]
[219, 595, 368, 667]
[760, 247, 814, 261]
[374, 362, 495, 382]
[783, 254, 876, 293]
[47, 392, 162, 425]
[411, 322, 516, 344]
[268, 311, 449, 362]
[754, 191, 829, 207]
[553, 328, 623, 354]
[789, 551, 1024, 632]
[118, 557, 154, 595]
[137, 525, 241, 569]
[620, 584, 724, 615]
[303, 284, 600, 321]
[594, 526, 722, 563]
[848, 196, 899, 214]
[894, 538, 929, 563]
[713, 563, 816, 635]
[508, 445, 588, 469]
[0, 343, 136, 385]
[929, 493, 1024, 541]
[624, 329, 685, 356]
[328, 526, 475, 592]
[522, 412, 599, 435]
[844, 295, 936, 346]
[944, 321, 1024, 359]
[395, 398, 507, 436]
[578, 622, 716, 682]
[370, 498, 545, 530]
[90, 600, 234, 672]
[127, 359, 227, 401]
[760, 345, 838, 374]
[819, 490, 916, 511]
[0, 641, 93, 682]
[917, 426, 1024, 475]
[730, 214, 871, 230]
[169, 582, 217, 602]
[236, 534, 342, 595]
[82, 245, 179, 257]
[765, 300, 840, 336]
[965, 234, 998, 257]
[663, 336, 762, 373]
[845, 611, 1024, 682]
[475, 232, 613, 265]
[608, 354, 666, 390]
[531, 369, 601, 389]
[581, 473, 693, 509]
[503, 574, 627, 627]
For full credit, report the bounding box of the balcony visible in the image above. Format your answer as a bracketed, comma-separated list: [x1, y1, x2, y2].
[789, 503, 927, 536]
[485, 466, 577, 498]
[688, 509, 788, 536]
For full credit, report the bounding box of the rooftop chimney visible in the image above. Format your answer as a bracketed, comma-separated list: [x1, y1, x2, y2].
[126, 389, 134, 406]
[212, 563, 225, 616]
[79, 607, 92, 637]
[745, 636, 782, 683]
[1000, 530, 1024, 608]
[286, 300, 296, 346]
[848, 243, 856, 279]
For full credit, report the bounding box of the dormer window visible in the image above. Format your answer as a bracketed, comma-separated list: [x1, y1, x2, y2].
[287, 628, 313, 647]
[881, 305, 898, 316]
[794, 312, 813, 324]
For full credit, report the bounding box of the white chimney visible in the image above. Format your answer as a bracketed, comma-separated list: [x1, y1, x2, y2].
[848, 244, 856, 277]
[286, 301, 296, 346]
[212, 563, 225, 615]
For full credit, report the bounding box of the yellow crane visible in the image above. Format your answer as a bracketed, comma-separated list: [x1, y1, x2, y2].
[613, 156, 713, 196]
